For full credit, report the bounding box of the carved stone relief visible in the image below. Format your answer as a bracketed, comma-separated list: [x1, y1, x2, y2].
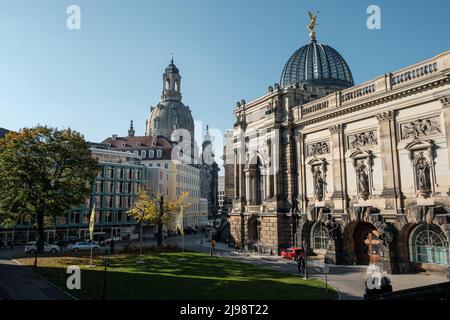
[306, 141, 330, 157]
[400, 117, 441, 140]
[347, 131, 378, 149]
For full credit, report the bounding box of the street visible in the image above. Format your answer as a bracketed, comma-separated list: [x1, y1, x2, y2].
[0, 233, 448, 300]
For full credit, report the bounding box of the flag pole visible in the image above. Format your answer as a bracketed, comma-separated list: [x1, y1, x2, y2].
[88, 204, 96, 267]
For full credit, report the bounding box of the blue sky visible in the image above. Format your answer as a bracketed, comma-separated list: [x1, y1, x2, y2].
[0, 0, 449, 171]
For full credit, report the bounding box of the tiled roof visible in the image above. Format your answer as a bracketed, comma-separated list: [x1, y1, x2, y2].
[101, 135, 176, 160]
[0, 128, 10, 138]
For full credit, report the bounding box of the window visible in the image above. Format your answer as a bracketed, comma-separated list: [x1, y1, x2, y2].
[410, 224, 449, 265]
[165, 163, 168, 169]
[157, 150, 162, 158]
[311, 223, 329, 252]
[141, 150, 147, 158]
[149, 150, 155, 158]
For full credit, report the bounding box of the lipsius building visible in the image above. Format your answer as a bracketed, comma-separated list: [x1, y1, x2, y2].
[225, 14, 450, 275]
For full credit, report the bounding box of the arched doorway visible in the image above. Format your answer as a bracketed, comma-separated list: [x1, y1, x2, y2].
[353, 222, 377, 265]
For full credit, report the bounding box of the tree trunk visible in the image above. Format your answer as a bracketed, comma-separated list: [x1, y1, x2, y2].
[157, 196, 164, 247]
[37, 211, 45, 253]
[157, 223, 163, 247]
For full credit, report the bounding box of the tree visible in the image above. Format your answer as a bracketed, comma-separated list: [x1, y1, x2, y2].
[0, 126, 99, 252]
[128, 187, 190, 246]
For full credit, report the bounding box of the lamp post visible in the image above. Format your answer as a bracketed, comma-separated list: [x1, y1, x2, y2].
[102, 254, 110, 300]
[302, 239, 308, 280]
[137, 205, 145, 264]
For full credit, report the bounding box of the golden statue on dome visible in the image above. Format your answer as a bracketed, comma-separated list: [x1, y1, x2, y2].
[308, 11, 319, 41]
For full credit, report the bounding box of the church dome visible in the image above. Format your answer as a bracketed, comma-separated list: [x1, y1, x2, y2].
[146, 59, 195, 141]
[147, 100, 194, 138]
[280, 40, 354, 90]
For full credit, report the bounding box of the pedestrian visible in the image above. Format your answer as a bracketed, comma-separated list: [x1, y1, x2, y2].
[297, 252, 305, 276]
[211, 239, 216, 251]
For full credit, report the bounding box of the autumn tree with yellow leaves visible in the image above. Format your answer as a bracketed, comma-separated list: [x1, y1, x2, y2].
[127, 186, 190, 246]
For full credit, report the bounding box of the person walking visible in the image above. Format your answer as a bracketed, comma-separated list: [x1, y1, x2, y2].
[297, 252, 305, 276]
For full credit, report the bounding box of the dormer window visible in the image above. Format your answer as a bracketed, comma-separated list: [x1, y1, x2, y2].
[122, 143, 126, 147]
[137, 142, 142, 147]
[157, 150, 162, 158]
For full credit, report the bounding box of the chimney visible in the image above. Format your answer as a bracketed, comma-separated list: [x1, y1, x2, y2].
[112, 134, 118, 140]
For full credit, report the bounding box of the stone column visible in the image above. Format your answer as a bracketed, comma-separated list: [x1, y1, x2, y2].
[272, 137, 279, 199]
[440, 96, 450, 173]
[296, 133, 307, 213]
[376, 111, 401, 212]
[328, 124, 348, 213]
[245, 170, 251, 204]
[234, 150, 238, 199]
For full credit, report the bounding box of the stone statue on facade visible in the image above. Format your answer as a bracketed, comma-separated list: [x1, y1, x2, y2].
[417, 158, 431, 191]
[356, 161, 370, 196]
[313, 167, 324, 200]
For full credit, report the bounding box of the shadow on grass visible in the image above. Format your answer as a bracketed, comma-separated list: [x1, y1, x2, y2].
[21, 251, 338, 300]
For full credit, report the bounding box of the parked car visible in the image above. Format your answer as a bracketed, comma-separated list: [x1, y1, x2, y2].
[56, 236, 80, 246]
[101, 236, 122, 245]
[67, 241, 100, 252]
[183, 226, 198, 234]
[280, 247, 304, 260]
[24, 241, 60, 254]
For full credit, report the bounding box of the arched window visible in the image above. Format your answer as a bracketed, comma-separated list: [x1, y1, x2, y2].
[311, 222, 329, 252]
[175, 80, 179, 92]
[410, 224, 449, 265]
[165, 79, 170, 90]
[153, 117, 160, 129]
[149, 150, 155, 158]
[141, 150, 146, 158]
[157, 150, 162, 158]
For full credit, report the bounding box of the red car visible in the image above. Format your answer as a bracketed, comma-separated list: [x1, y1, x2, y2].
[280, 247, 304, 260]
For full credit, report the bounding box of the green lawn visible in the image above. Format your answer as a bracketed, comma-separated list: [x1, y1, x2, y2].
[18, 251, 337, 300]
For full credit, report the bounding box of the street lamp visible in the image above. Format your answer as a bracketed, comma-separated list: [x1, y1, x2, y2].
[102, 254, 110, 300]
[302, 239, 308, 280]
[137, 205, 145, 264]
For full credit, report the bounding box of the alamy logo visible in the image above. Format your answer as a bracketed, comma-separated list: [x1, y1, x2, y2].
[366, 5, 381, 30]
[66, 265, 81, 290]
[66, 5, 81, 30]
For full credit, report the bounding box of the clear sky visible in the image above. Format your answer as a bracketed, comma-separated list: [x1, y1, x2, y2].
[1, 0, 449, 172]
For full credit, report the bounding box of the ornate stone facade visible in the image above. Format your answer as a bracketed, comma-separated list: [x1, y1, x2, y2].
[225, 34, 450, 274]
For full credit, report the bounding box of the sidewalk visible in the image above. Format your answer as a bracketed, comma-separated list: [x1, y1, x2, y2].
[0, 259, 73, 300]
[191, 240, 449, 300]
